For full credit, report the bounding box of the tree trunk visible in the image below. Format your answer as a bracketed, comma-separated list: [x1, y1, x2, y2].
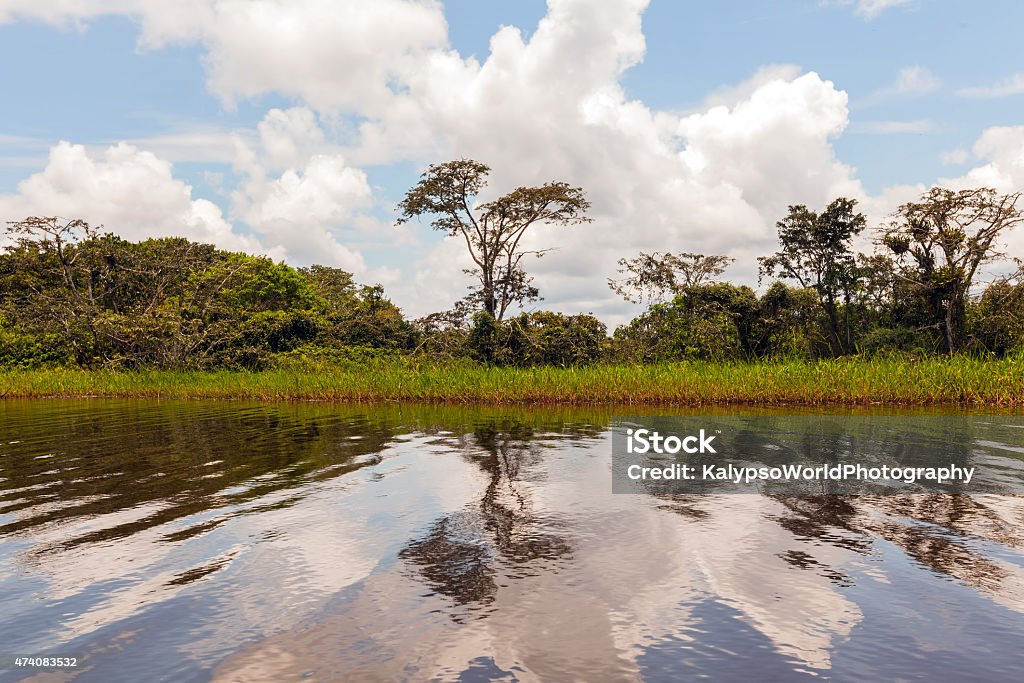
[944, 306, 956, 353]
[944, 291, 966, 353]
[823, 299, 843, 355]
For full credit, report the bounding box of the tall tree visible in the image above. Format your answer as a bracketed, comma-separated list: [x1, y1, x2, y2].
[608, 251, 733, 304]
[758, 197, 866, 353]
[396, 159, 591, 321]
[881, 187, 1023, 352]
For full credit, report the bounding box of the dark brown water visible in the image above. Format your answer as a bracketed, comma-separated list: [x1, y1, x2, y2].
[1, 400, 1023, 682]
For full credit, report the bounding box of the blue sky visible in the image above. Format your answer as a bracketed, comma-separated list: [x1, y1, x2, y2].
[1, 0, 1023, 321]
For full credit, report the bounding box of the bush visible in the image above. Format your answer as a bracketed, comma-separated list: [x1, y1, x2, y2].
[220, 311, 322, 369]
[970, 281, 1024, 355]
[270, 344, 405, 370]
[506, 311, 607, 366]
[857, 326, 937, 357]
[0, 322, 73, 368]
[460, 311, 609, 366]
[611, 287, 755, 362]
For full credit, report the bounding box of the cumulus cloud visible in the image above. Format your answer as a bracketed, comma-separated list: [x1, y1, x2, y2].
[238, 153, 372, 271]
[364, 3, 863, 321]
[0, 140, 263, 253]
[936, 126, 1024, 271]
[846, 127, 1024, 264]
[944, 126, 1024, 192]
[0, 129, 378, 277]
[217, 106, 391, 272]
[0, 0, 451, 113]
[700, 65, 804, 109]
[194, 0, 449, 112]
[257, 108, 327, 172]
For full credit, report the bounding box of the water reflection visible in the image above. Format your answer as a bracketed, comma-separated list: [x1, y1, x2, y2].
[0, 401, 1022, 682]
[399, 421, 574, 617]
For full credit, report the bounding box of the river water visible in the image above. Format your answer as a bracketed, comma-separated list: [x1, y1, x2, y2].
[1, 400, 1023, 682]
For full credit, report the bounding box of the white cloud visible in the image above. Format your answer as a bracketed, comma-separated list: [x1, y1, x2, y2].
[891, 66, 940, 95]
[246, 156, 370, 227]
[937, 126, 1024, 266]
[957, 73, 1024, 99]
[195, 0, 449, 113]
[944, 126, 1024, 192]
[238, 154, 372, 271]
[699, 64, 804, 110]
[0, 140, 261, 253]
[0, 0, 451, 113]
[359, 3, 863, 321]
[677, 73, 856, 215]
[258, 108, 327, 172]
[220, 107, 387, 272]
[0, 133, 377, 277]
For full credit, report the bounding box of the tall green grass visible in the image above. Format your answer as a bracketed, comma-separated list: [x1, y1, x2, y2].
[1, 356, 1022, 405]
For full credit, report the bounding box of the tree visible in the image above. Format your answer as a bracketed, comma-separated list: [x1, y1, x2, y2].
[396, 159, 591, 321]
[758, 198, 866, 353]
[2, 217, 111, 364]
[881, 187, 1023, 352]
[608, 251, 733, 304]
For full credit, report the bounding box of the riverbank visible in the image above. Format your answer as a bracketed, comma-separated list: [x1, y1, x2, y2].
[2, 356, 1022, 405]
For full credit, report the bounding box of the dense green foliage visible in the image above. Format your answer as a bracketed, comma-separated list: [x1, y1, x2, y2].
[2, 183, 1023, 372]
[0, 218, 413, 369]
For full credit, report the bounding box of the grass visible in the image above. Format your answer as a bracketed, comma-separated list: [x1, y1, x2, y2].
[1, 355, 1023, 405]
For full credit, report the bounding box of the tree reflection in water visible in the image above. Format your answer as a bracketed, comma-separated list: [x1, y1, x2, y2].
[767, 422, 1024, 600]
[399, 420, 573, 617]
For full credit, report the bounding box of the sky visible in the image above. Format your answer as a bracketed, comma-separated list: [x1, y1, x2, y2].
[1, 0, 1023, 325]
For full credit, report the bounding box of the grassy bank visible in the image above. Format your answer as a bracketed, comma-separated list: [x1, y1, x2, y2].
[1, 355, 1022, 405]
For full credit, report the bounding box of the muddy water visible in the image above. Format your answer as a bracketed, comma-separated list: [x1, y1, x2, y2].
[1, 400, 1023, 682]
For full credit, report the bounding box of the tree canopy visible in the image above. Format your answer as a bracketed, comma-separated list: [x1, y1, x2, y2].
[396, 159, 591, 321]
[881, 187, 1023, 352]
[609, 251, 733, 304]
[759, 198, 866, 352]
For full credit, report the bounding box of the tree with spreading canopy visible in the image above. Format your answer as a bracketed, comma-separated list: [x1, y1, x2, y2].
[880, 187, 1024, 352]
[396, 159, 591, 322]
[608, 251, 733, 304]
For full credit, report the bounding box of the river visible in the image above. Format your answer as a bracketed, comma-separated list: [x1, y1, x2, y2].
[1, 400, 1023, 682]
